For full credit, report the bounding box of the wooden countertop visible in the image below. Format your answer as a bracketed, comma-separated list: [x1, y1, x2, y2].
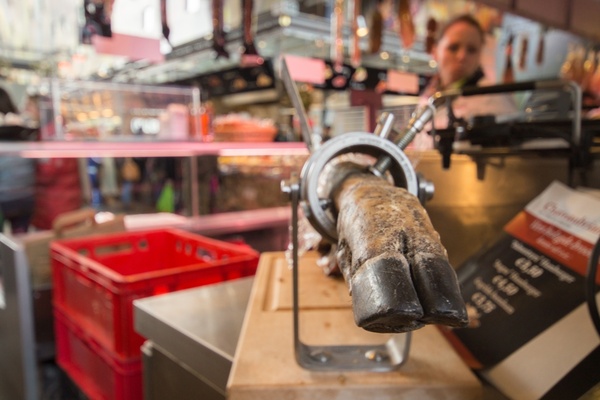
[227, 251, 482, 400]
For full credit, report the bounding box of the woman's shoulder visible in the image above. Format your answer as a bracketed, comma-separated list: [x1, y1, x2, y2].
[476, 77, 502, 87]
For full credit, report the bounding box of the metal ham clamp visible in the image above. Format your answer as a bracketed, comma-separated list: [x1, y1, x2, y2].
[299, 90, 469, 330]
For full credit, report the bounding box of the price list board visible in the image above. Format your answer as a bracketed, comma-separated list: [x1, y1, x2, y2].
[455, 236, 585, 365]
[445, 181, 600, 400]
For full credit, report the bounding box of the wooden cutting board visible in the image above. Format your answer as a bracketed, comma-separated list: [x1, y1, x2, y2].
[227, 252, 482, 400]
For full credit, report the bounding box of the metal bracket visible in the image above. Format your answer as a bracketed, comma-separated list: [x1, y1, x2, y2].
[282, 178, 411, 372]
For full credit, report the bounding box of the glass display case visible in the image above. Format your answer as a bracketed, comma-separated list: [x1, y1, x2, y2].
[38, 79, 202, 141]
[0, 79, 309, 248]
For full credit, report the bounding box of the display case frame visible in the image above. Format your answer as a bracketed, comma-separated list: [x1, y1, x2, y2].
[38, 79, 202, 141]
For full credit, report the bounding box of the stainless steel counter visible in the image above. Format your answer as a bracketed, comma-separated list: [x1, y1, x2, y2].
[133, 277, 253, 399]
[0, 234, 38, 400]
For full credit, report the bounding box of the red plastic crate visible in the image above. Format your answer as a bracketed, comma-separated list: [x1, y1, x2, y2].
[51, 228, 259, 360]
[54, 308, 142, 400]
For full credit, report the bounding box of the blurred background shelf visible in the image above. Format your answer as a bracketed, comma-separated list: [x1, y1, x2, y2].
[0, 140, 309, 158]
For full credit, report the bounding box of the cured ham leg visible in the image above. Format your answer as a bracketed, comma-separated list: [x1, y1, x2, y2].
[327, 162, 468, 333]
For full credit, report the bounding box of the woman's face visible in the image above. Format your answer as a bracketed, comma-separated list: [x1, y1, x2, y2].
[434, 21, 483, 88]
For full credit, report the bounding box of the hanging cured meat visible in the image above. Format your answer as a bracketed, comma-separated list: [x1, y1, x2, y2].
[350, 0, 362, 68]
[573, 45, 586, 84]
[589, 52, 600, 98]
[581, 49, 596, 93]
[474, 4, 499, 34]
[519, 35, 528, 70]
[332, 0, 344, 72]
[350, 0, 369, 84]
[398, 0, 415, 50]
[503, 33, 515, 83]
[425, 17, 437, 54]
[212, 0, 229, 58]
[536, 28, 545, 65]
[369, 6, 383, 54]
[241, 0, 262, 65]
[82, 0, 114, 42]
[559, 43, 576, 81]
[160, 0, 170, 44]
[103, 0, 114, 34]
[331, 0, 347, 88]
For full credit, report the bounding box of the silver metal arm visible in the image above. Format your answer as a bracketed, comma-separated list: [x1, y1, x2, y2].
[370, 90, 456, 176]
[280, 59, 315, 152]
[372, 79, 581, 176]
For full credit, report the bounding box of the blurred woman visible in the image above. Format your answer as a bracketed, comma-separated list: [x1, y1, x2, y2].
[413, 14, 518, 150]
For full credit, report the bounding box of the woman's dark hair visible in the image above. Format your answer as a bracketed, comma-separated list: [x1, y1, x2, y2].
[0, 87, 18, 114]
[436, 14, 485, 43]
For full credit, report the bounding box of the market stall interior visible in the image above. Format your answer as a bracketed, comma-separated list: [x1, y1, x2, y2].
[1, 0, 600, 399]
